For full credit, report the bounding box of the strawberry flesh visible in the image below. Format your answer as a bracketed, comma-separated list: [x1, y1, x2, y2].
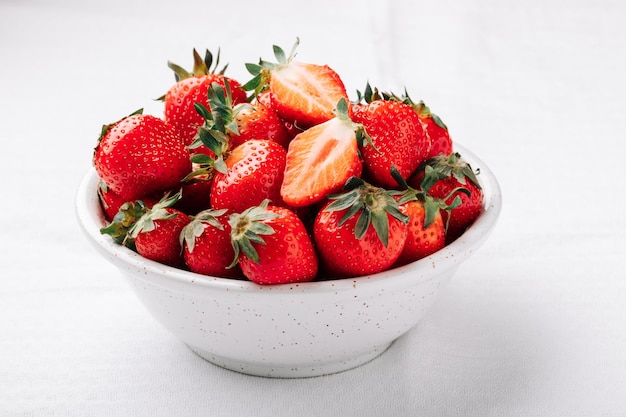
[270, 62, 348, 128]
[281, 117, 362, 207]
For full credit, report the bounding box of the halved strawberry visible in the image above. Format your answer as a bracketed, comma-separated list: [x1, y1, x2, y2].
[244, 38, 348, 129]
[280, 98, 363, 207]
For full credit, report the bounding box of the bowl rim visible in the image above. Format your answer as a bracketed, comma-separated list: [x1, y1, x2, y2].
[76, 142, 502, 294]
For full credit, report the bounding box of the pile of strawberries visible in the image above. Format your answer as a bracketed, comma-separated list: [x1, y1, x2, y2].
[94, 39, 484, 285]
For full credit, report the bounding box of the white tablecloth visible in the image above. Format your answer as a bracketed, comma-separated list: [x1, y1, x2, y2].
[2, 0, 625, 415]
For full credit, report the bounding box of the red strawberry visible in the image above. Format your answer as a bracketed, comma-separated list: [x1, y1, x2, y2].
[229, 200, 318, 285]
[97, 180, 161, 221]
[313, 177, 409, 278]
[256, 90, 303, 140]
[390, 168, 460, 265]
[386, 90, 453, 159]
[162, 48, 246, 146]
[127, 192, 191, 267]
[414, 101, 453, 159]
[396, 198, 446, 265]
[244, 38, 348, 128]
[181, 208, 243, 278]
[351, 99, 428, 188]
[191, 81, 291, 150]
[93, 110, 192, 202]
[210, 139, 287, 213]
[280, 98, 363, 207]
[409, 152, 483, 243]
[97, 180, 130, 221]
[230, 101, 291, 149]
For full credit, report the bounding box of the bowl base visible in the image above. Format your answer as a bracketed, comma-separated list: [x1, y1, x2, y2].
[188, 342, 393, 378]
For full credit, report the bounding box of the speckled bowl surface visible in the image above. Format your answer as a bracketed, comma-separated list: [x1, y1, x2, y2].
[75, 143, 502, 378]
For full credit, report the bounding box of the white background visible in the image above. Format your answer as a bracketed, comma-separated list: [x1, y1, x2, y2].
[1, 0, 625, 415]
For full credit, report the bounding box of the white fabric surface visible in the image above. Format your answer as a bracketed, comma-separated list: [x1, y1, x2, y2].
[1, 0, 625, 415]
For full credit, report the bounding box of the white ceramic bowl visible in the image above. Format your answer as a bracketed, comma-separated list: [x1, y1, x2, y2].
[75, 143, 502, 378]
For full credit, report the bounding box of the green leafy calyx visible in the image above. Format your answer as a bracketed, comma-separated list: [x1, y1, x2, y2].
[180, 208, 229, 253]
[325, 178, 409, 247]
[228, 200, 279, 266]
[419, 152, 481, 193]
[126, 190, 183, 242]
[241, 37, 300, 98]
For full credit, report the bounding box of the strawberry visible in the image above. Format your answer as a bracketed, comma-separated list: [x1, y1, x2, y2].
[97, 180, 161, 221]
[210, 139, 287, 213]
[190, 81, 291, 150]
[409, 152, 483, 243]
[244, 38, 348, 129]
[230, 101, 291, 149]
[256, 90, 303, 140]
[97, 180, 130, 221]
[413, 100, 453, 159]
[396, 198, 446, 265]
[229, 200, 318, 285]
[162, 48, 246, 146]
[180, 208, 243, 278]
[313, 177, 409, 278]
[110, 192, 191, 267]
[280, 98, 363, 207]
[385, 90, 453, 159]
[351, 98, 428, 188]
[93, 110, 192, 202]
[390, 167, 462, 265]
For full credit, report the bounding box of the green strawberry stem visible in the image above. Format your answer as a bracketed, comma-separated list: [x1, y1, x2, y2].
[180, 208, 228, 253]
[99, 199, 149, 249]
[418, 152, 482, 193]
[241, 37, 300, 98]
[228, 200, 279, 267]
[167, 48, 228, 82]
[325, 177, 409, 247]
[126, 190, 183, 242]
[390, 165, 467, 229]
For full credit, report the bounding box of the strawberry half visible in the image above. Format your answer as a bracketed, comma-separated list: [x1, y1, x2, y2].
[244, 38, 348, 129]
[280, 98, 363, 207]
